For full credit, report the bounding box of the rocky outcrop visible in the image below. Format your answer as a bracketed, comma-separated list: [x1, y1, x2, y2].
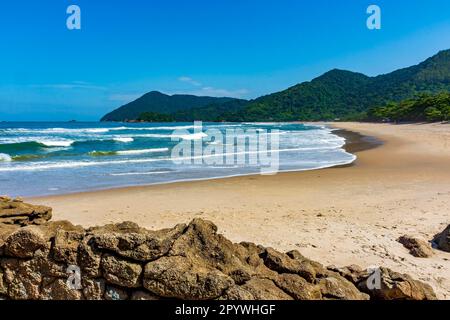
[433, 224, 450, 252]
[397, 235, 433, 258]
[0, 196, 52, 226]
[0, 198, 437, 300]
[329, 265, 437, 300]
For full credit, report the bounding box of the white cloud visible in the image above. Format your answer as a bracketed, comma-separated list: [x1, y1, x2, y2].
[178, 76, 202, 86]
[199, 87, 249, 98]
[177, 76, 249, 98]
[30, 82, 107, 90]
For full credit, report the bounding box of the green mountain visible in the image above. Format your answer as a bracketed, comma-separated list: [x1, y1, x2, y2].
[101, 49, 450, 122]
[100, 91, 240, 121]
[235, 49, 450, 121]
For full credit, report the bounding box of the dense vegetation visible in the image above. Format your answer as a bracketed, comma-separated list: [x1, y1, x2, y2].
[137, 112, 174, 122]
[232, 49, 450, 122]
[171, 99, 249, 122]
[101, 91, 238, 121]
[365, 92, 450, 122]
[102, 49, 450, 122]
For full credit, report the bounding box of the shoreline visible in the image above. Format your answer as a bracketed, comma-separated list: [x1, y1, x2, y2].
[24, 124, 371, 199]
[30, 122, 450, 299]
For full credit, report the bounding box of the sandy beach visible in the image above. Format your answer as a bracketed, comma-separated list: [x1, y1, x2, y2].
[31, 122, 450, 299]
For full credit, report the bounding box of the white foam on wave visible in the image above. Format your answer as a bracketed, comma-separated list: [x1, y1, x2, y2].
[0, 145, 350, 172]
[129, 132, 208, 140]
[84, 128, 110, 133]
[0, 137, 75, 147]
[178, 132, 208, 140]
[0, 153, 12, 162]
[113, 137, 134, 143]
[117, 148, 169, 155]
[38, 139, 75, 147]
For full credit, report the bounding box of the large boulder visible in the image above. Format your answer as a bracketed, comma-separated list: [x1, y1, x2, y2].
[101, 254, 142, 288]
[41, 278, 83, 300]
[261, 248, 325, 282]
[91, 221, 186, 262]
[397, 235, 433, 258]
[4, 227, 48, 258]
[329, 266, 437, 300]
[0, 258, 43, 300]
[433, 224, 450, 252]
[53, 229, 85, 264]
[144, 255, 234, 299]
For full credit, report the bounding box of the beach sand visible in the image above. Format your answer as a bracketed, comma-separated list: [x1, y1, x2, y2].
[31, 122, 450, 299]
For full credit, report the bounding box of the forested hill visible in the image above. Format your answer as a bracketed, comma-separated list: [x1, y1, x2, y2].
[235, 49, 450, 121]
[100, 91, 241, 121]
[101, 49, 450, 122]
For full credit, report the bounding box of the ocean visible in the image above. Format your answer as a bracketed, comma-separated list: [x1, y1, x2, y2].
[0, 122, 356, 197]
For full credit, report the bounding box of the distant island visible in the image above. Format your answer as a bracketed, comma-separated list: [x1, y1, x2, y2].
[101, 49, 450, 123]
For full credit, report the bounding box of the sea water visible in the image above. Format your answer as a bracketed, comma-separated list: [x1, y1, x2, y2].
[0, 122, 355, 197]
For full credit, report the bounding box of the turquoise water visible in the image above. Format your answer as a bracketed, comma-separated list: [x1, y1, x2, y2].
[0, 122, 355, 197]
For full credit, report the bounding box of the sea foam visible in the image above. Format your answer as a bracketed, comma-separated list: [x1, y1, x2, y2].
[0, 153, 12, 162]
[113, 137, 134, 143]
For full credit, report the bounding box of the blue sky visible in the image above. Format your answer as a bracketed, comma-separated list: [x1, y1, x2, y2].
[1, 0, 450, 121]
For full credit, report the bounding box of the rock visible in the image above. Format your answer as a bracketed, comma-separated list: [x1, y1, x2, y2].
[144, 255, 234, 299]
[4, 227, 48, 258]
[41, 278, 82, 300]
[228, 268, 252, 285]
[104, 285, 129, 300]
[219, 285, 255, 300]
[53, 229, 85, 264]
[241, 278, 293, 300]
[0, 198, 440, 300]
[82, 278, 105, 300]
[397, 235, 433, 258]
[327, 265, 364, 283]
[92, 222, 185, 262]
[78, 239, 102, 278]
[0, 198, 52, 226]
[338, 267, 437, 300]
[433, 224, 450, 252]
[168, 219, 249, 274]
[317, 275, 369, 300]
[0, 224, 19, 255]
[1, 258, 42, 300]
[261, 248, 325, 282]
[101, 254, 142, 288]
[32, 249, 67, 278]
[274, 273, 322, 300]
[0, 270, 6, 296]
